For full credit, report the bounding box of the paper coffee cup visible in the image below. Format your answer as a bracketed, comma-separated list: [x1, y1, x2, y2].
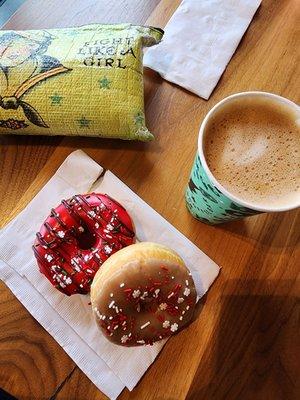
[185, 91, 300, 224]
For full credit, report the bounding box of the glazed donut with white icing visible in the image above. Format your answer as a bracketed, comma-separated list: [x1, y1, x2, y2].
[33, 193, 135, 296]
[91, 242, 197, 346]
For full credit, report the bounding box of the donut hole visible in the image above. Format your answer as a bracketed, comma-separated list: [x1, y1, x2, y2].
[139, 298, 156, 313]
[77, 226, 97, 250]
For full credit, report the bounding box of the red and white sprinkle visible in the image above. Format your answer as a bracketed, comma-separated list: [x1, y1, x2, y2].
[132, 289, 141, 299]
[140, 291, 148, 300]
[121, 335, 129, 343]
[106, 223, 114, 231]
[109, 300, 115, 308]
[140, 321, 150, 330]
[163, 320, 170, 329]
[45, 254, 53, 262]
[159, 303, 167, 311]
[104, 245, 112, 255]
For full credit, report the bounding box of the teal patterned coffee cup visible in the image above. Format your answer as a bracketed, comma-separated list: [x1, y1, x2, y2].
[186, 92, 300, 224]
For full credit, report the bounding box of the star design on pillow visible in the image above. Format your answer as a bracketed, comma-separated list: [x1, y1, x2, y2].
[99, 77, 111, 89]
[50, 93, 63, 105]
[77, 116, 91, 128]
[134, 111, 144, 125]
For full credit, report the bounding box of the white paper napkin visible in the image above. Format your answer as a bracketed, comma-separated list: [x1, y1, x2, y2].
[144, 0, 261, 99]
[0, 150, 219, 399]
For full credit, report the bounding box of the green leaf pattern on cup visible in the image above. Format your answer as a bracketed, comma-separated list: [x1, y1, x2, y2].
[185, 154, 260, 224]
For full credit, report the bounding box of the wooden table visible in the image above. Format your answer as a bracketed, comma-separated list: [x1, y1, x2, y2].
[0, 1, 299, 399]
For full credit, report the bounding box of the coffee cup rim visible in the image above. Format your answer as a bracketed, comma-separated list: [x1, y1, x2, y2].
[198, 91, 300, 213]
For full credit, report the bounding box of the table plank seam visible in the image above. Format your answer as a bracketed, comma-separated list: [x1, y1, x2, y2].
[49, 366, 76, 400]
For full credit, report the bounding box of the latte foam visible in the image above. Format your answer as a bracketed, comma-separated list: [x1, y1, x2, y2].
[204, 97, 300, 208]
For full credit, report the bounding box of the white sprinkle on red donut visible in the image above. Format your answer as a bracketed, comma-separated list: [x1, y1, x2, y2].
[33, 193, 135, 295]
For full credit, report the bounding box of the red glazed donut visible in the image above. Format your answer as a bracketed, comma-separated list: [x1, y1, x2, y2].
[33, 193, 135, 296]
[91, 242, 197, 346]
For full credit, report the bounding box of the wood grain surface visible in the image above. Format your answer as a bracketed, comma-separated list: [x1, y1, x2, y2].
[0, 0, 299, 399]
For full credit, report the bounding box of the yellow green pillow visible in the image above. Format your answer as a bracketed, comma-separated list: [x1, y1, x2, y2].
[0, 24, 163, 140]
